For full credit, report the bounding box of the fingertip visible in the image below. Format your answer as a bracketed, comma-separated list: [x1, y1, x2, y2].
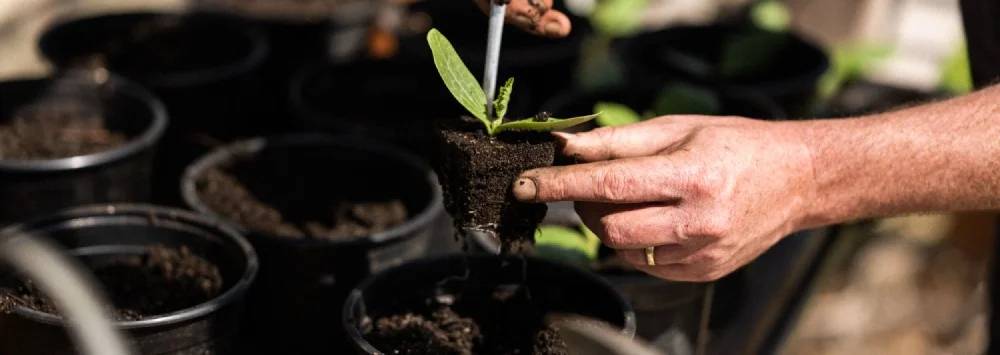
[512, 177, 538, 202]
[538, 11, 571, 38]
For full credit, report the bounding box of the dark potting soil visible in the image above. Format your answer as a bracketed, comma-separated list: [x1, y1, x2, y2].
[0, 103, 127, 160]
[436, 123, 554, 253]
[367, 288, 568, 355]
[0, 245, 222, 321]
[196, 167, 408, 240]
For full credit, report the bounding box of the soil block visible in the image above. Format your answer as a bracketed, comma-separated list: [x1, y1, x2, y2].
[436, 119, 554, 253]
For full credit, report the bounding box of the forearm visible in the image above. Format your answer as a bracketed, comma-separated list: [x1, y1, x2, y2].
[796, 85, 1000, 228]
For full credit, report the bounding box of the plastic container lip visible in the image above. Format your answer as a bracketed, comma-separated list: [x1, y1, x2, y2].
[0, 204, 259, 330]
[341, 254, 639, 354]
[0, 72, 168, 173]
[180, 134, 445, 248]
[38, 12, 270, 89]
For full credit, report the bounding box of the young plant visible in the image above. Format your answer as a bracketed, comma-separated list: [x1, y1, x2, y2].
[427, 29, 598, 136]
[534, 225, 602, 267]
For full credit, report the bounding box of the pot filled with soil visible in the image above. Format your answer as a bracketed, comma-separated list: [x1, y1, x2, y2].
[619, 25, 828, 115]
[343, 254, 637, 354]
[397, 0, 589, 111]
[0, 204, 258, 355]
[0, 72, 167, 224]
[181, 134, 448, 353]
[38, 12, 271, 204]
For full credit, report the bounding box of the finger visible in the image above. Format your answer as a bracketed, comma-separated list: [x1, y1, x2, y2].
[513, 155, 697, 203]
[575, 202, 691, 248]
[555, 119, 695, 162]
[533, 10, 571, 38]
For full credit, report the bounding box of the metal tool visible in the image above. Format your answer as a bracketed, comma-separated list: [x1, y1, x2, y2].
[483, 0, 507, 120]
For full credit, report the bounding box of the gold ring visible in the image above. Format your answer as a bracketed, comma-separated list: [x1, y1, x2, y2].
[645, 246, 656, 266]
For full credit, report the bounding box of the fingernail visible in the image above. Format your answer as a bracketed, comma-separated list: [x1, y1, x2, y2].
[543, 21, 565, 37]
[513, 178, 537, 201]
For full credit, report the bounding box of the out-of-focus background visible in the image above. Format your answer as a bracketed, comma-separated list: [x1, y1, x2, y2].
[0, 0, 993, 354]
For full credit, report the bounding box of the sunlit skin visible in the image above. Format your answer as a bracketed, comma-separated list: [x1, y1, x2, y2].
[474, 0, 572, 38]
[512, 85, 1000, 282]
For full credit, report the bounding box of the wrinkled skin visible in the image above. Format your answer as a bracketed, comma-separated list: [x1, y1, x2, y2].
[512, 116, 816, 282]
[474, 0, 572, 38]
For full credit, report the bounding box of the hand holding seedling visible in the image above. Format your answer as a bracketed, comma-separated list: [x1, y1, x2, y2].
[474, 0, 572, 38]
[512, 85, 1000, 282]
[512, 116, 815, 281]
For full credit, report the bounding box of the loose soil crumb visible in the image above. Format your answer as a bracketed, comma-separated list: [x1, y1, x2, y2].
[0, 245, 222, 321]
[367, 288, 569, 355]
[196, 167, 409, 240]
[436, 120, 554, 253]
[0, 103, 127, 160]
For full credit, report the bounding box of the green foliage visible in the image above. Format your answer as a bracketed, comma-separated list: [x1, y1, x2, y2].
[494, 113, 601, 134]
[817, 43, 893, 100]
[427, 28, 597, 135]
[427, 29, 489, 126]
[751, 0, 791, 32]
[940, 44, 972, 94]
[594, 102, 642, 127]
[494, 77, 514, 120]
[534, 225, 602, 267]
[591, 0, 648, 38]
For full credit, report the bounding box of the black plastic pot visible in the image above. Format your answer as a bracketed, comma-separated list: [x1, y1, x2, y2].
[619, 25, 829, 115]
[182, 134, 449, 353]
[0, 204, 258, 355]
[39, 12, 270, 137]
[343, 254, 637, 354]
[38, 12, 271, 205]
[0, 72, 167, 225]
[398, 0, 589, 112]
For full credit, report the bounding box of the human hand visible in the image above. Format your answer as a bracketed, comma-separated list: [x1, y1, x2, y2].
[474, 0, 571, 38]
[512, 116, 817, 281]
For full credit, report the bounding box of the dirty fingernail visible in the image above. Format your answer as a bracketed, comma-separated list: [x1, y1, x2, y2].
[552, 132, 575, 150]
[513, 178, 537, 201]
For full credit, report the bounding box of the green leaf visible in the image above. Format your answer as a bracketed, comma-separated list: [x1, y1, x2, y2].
[494, 77, 514, 120]
[534, 225, 598, 266]
[651, 83, 721, 116]
[591, 0, 648, 38]
[494, 113, 599, 134]
[427, 29, 489, 127]
[940, 44, 972, 94]
[594, 102, 642, 127]
[751, 0, 791, 32]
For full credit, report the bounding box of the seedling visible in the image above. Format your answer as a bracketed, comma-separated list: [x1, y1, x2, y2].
[534, 225, 602, 267]
[427, 29, 599, 136]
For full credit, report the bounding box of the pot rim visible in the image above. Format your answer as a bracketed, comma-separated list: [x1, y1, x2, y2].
[341, 254, 638, 353]
[0, 204, 259, 330]
[180, 133, 445, 247]
[619, 24, 830, 94]
[0, 71, 169, 172]
[38, 12, 270, 89]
